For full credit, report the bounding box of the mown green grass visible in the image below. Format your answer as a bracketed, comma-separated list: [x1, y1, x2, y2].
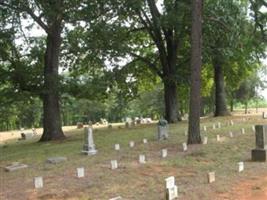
[0, 116, 267, 200]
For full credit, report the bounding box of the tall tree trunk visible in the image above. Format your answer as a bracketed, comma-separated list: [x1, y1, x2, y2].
[188, 0, 202, 144]
[230, 99, 234, 112]
[40, 26, 65, 141]
[213, 58, 230, 116]
[163, 79, 178, 123]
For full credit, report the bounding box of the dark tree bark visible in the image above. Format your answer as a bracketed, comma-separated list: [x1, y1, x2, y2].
[188, 0, 202, 144]
[40, 26, 65, 141]
[213, 57, 230, 116]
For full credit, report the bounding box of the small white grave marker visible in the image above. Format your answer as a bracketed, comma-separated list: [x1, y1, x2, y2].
[203, 136, 208, 145]
[229, 131, 233, 138]
[165, 176, 178, 200]
[212, 124, 216, 129]
[241, 128, 245, 134]
[139, 154, 146, 164]
[77, 167, 85, 178]
[217, 122, 221, 129]
[161, 149, 168, 158]
[238, 162, 244, 172]
[252, 125, 255, 132]
[34, 176, 43, 189]
[143, 138, 148, 144]
[203, 126, 207, 132]
[216, 135, 220, 142]
[182, 142, 187, 152]
[111, 160, 118, 170]
[208, 172, 215, 183]
[129, 141, 135, 148]
[114, 144, 120, 151]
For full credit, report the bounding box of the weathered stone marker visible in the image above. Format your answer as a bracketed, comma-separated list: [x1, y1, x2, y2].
[165, 176, 178, 200]
[252, 125, 255, 132]
[129, 141, 135, 148]
[111, 160, 118, 170]
[143, 138, 148, 144]
[157, 118, 169, 140]
[5, 162, 28, 172]
[217, 122, 221, 129]
[238, 162, 244, 172]
[139, 154, 146, 164]
[241, 128, 245, 134]
[212, 124, 216, 130]
[46, 157, 67, 164]
[208, 172, 215, 183]
[182, 142, 187, 152]
[109, 196, 122, 200]
[82, 127, 97, 155]
[229, 131, 233, 138]
[203, 136, 208, 145]
[161, 149, 168, 158]
[216, 135, 220, 142]
[203, 126, 207, 132]
[34, 176, 43, 189]
[251, 125, 267, 161]
[115, 144, 120, 151]
[263, 112, 267, 119]
[77, 167, 85, 178]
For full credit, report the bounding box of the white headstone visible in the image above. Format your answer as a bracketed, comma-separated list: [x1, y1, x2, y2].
[129, 141, 135, 148]
[161, 149, 168, 158]
[208, 172, 215, 183]
[263, 112, 267, 119]
[182, 142, 187, 152]
[77, 167, 85, 178]
[114, 144, 120, 151]
[252, 125, 255, 132]
[238, 162, 244, 172]
[217, 122, 221, 129]
[165, 176, 175, 189]
[229, 131, 233, 138]
[241, 128, 245, 134]
[203, 136, 208, 145]
[165, 176, 178, 200]
[143, 138, 148, 144]
[139, 154, 146, 164]
[111, 160, 118, 170]
[82, 127, 97, 155]
[213, 124, 216, 130]
[203, 126, 207, 132]
[34, 176, 43, 189]
[216, 135, 220, 142]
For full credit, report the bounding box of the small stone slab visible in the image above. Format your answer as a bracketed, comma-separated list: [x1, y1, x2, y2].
[34, 176, 43, 189]
[208, 172, 215, 183]
[238, 162, 244, 172]
[182, 142, 187, 152]
[217, 122, 221, 129]
[161, 149, 168, 158]
[5, 163, 28, 172]
[212, 124, 216, 130]
[165, 176, 178, 200]
[111, 160, 118, 170]
[165, 176, 175, 189]
[229, 132, 233, 138]
[241, 128, 245, 134]
[252, 125, 255, 132]
[216, 135, 220, 142]
[203, 136, 208, 145]
[139, 154, 146, 164]
[129, 141, 135, 148]
[203, 126, 207, 132]
[114, 144, 120, 151]
[77, 167, 85, 178]
[109, 196, 122, 200]
[143, 138, 148, 144]
[263, 112, 267, 119]
[46, 157, 67, 164]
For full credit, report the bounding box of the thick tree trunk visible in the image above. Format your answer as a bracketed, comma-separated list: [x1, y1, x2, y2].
[213, 58, 230, 116]
[40, 26, 65, 141]
[188, 0, 202, 144]
[163, 79, 179, 123]
[230, 99, 234, 112]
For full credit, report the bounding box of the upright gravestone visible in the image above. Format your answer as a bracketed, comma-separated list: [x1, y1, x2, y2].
[203, 136, 208, 145]
[77, 167, 85, 178]
[157, 118, 168, 140]
[161, 149, 168, 158]
[34, 177, 43, 189]
[251, 125, 267, 161]
[82, 127, 97, 155]
[263, 112, 267, 119]
[165, 176, 178, 200]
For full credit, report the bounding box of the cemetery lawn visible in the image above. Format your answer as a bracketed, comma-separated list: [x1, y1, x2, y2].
[1, 115, 267, 200]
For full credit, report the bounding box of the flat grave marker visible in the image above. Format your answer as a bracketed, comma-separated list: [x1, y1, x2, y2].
[208, 172, 215, 183]
[161, 149, 168, 158]
[77, 167, 85, 178]
[34, 176, 43, 189]
[111, 160, 118, 170]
